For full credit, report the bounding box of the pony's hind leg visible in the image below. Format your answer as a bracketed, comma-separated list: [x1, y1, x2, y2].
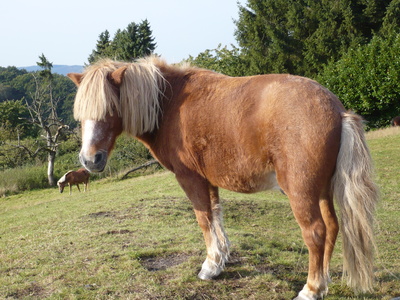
[319, 191, 339, 289]
[176, 172, 230, 280]
[289, 191, 329, 300]
[84, 181, 89, 192]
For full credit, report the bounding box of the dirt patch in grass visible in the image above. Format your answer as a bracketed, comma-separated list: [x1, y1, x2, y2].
[88, 211, 117, 218]
[106, 229, 133, 235]
[140, 253, 191, 271]
[86, 210, 133, 221]
[6, 281, 47, 299]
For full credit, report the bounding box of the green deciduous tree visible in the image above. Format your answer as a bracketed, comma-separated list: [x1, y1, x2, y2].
[187, 45, 249, 77]
[0, 67, 27, 102]
[0, 100, 31, 141]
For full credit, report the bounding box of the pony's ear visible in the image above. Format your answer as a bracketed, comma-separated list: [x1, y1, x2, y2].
[67, 73, 83, 86]
[108, 66, 128, 87]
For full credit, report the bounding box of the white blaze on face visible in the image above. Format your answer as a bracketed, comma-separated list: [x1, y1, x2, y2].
[81, 120, 97, 157]
[81, 119, 111, 160]
[81, 119, 113, 160]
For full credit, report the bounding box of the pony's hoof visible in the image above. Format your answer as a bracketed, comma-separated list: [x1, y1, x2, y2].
[198, 269, 215, 280]
[293, 285, 318, 300]
[197, 258, 223, 280]
[293, 294, 317, 300]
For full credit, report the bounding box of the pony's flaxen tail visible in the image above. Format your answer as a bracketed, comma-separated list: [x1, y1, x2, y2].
[332, 112, 379, 293]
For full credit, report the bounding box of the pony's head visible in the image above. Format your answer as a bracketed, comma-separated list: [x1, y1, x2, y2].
[68, 58, 164, 172]
[57, 173, 69, 193]
[57, 181, 66, 193]
[68, 62, 125, 172]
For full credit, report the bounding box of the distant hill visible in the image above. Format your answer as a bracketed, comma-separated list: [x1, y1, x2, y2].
[18, 65, 84, 76]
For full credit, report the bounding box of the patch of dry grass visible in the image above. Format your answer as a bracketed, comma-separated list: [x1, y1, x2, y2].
[366, 126, 400, 140]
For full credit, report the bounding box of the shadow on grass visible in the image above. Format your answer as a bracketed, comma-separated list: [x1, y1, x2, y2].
[139, 253, 192, 272]
[213, 251, 305, 294]
[215, 251, 399, 299]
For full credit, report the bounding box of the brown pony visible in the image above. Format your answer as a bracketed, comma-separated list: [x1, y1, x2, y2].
[68, 57, 378, 300]
[57, 168, 90, 195]
[391, 116, 400, 126]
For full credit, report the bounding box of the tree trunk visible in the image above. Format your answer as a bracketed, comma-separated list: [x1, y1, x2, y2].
[48, 151, 56, 186]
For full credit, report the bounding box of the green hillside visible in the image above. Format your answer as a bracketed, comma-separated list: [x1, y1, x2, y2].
[0, 128, 399, 299]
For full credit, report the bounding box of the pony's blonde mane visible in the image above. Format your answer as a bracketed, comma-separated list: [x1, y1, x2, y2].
[57, 171, 72, 184]
[74, 56, 168, 136]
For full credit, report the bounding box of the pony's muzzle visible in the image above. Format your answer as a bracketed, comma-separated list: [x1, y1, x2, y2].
[79, 150, 108, 173]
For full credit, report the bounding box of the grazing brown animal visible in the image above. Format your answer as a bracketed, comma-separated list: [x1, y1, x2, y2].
[391, 116, 400, 126]
[57, 168, 90, 195]
[67, 57, 379, 300]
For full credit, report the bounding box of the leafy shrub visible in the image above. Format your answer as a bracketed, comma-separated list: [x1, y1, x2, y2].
[0, 137, 47, 170]
[317, 32, 400, 129]
[93, 134, 155, 179]
[57, 134, 81, 156]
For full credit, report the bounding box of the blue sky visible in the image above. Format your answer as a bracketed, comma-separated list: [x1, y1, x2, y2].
[0, 0, 245, 67]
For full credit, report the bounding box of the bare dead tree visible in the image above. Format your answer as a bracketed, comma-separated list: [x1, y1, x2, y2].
[10, 55, 71, 186]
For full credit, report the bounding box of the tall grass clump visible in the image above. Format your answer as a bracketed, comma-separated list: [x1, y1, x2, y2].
[0, 165, 49, 196]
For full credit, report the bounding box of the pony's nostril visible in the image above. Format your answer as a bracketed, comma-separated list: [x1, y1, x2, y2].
[79, 151, 107, 172]
[94, 152, 103, 164]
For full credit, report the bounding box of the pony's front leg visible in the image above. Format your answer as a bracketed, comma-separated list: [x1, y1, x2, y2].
[176, 172, 230, 280]
[197, 189, 230, 280]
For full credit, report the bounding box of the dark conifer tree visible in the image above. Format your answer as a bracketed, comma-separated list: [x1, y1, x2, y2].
[235, 0, 393, 77]
[88, 20, 156, 63]
[88, 30, 112, 63]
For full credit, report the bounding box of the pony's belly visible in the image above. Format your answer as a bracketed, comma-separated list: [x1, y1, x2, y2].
[214, 170, 280, 194]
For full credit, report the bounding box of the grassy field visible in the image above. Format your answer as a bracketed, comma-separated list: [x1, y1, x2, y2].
[1, 128, 400, 299]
